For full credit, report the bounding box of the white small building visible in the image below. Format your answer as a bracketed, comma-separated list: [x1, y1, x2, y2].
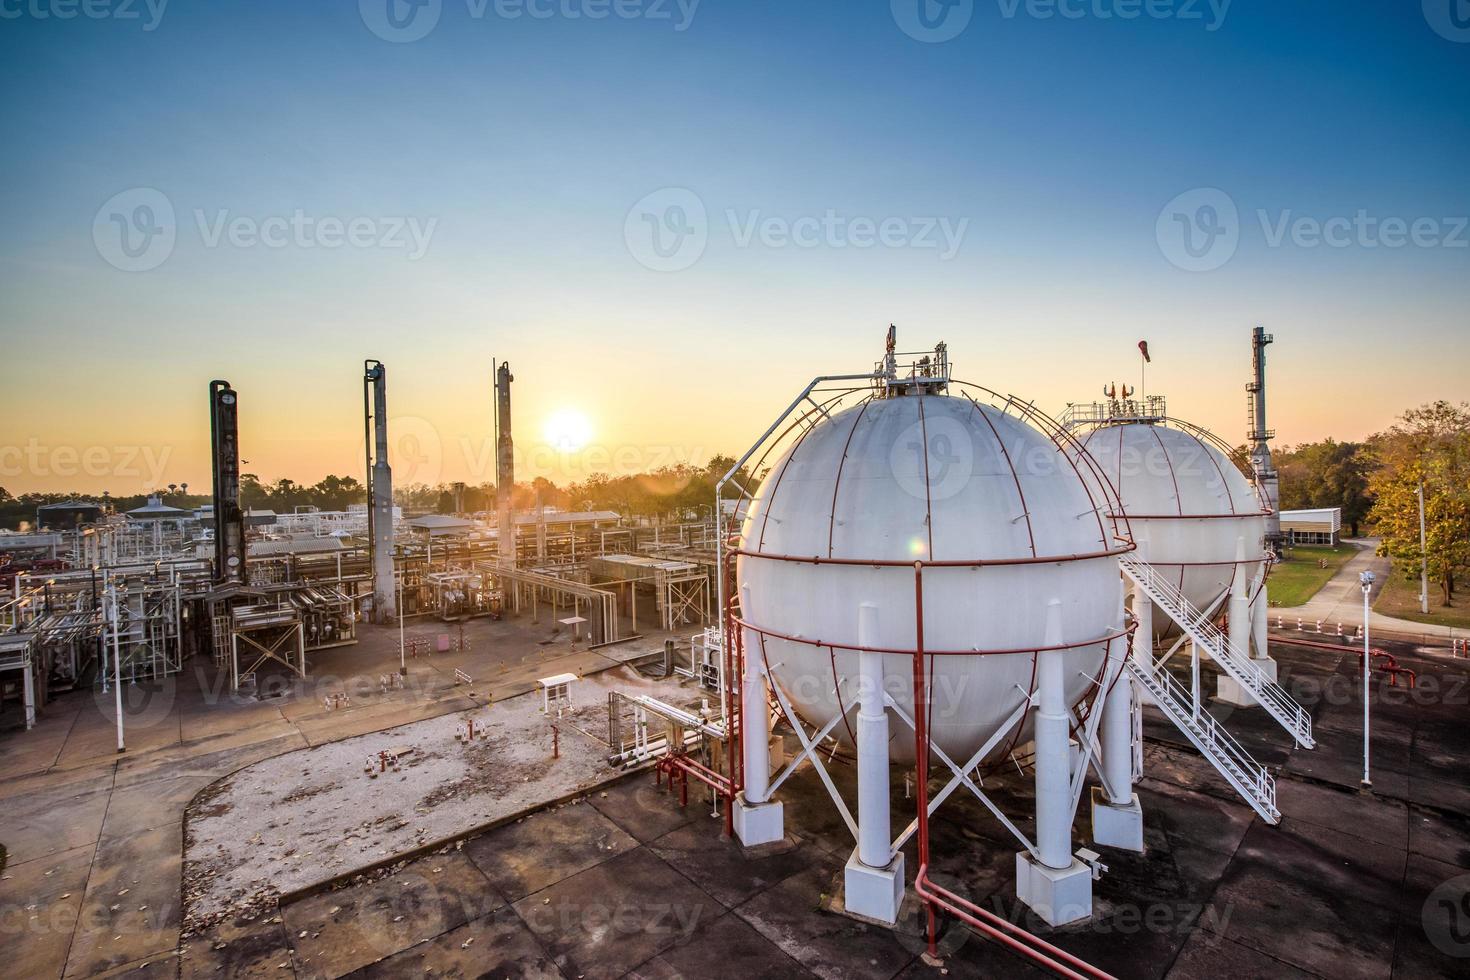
[1280, 507, 1342, 546]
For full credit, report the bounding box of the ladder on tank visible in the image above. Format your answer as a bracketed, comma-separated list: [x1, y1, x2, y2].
[1120, 552, 1314, 749]
[1126, 658, 1280, 824]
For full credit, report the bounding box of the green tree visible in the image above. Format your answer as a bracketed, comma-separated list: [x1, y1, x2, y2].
[1367, 401, 1470, 607]
[1276, 439, 1373, 536]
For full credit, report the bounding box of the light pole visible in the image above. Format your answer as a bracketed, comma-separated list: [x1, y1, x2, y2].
[1360, 570, 1374, 791]
[108, 582, 125, 754]
[397, 569, 407, 677]
[1417, 481, 1429, 615]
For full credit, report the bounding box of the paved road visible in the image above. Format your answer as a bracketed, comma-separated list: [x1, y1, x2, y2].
[1272, 537, 1465, 640]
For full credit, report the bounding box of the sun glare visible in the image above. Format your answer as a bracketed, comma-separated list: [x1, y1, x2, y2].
[544, 408, 593, 453]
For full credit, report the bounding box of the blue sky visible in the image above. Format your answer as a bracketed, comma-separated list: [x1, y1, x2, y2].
[0, 1, 1466, 493]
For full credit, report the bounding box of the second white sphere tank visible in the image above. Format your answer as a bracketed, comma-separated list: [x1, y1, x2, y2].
[1078, 421, 1266, 639]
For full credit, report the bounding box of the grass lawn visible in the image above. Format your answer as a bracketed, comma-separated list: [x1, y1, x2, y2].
[1374, 565, 1470, 630]
[1269, 543, 1360, 606]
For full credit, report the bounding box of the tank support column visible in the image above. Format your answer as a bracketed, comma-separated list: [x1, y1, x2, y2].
[1219, 537, 1279, 705]
[843, 602, 904, 925]
[734, 617, 784, 845]
[1019, 599, 1093, 926]
[1093, 591, 1144, 851]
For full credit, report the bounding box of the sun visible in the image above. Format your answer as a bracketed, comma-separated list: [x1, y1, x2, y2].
[543, 407, 593, 453]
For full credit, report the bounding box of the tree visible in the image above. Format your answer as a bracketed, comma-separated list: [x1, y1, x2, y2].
[1367, 401, 1470, 607]
[1276, 440, 1373, 536]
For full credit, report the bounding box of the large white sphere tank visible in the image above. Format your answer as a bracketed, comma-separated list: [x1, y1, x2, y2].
[737, 392, 1123, 765]
[1078, 422, 1266, 639]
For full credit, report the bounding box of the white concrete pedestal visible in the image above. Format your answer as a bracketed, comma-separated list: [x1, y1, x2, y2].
[1016, 852, 1092, 927]
[733, 793, 785, 848]
[843, 849, 905, 925]
[1218, 657, 1279, 707]
[1090, 786, 1145, 852]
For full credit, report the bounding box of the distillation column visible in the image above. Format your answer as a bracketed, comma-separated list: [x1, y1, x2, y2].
[495, 361, 516, 567]
[1248, 326, 1282, 557]
[209, 381, 245, 585]
[364, 361, 396, 623]
[1017, 599, 1093, 927]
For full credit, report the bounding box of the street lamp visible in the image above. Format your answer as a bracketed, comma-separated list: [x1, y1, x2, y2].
[1360, 569, 1374, 791]
[1417, 481, 1429, 615]
[398, 570, 407, 677]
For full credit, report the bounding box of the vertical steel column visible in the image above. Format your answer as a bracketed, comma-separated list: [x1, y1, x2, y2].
[740, 583, 771, 805]
[1034, 599, 1071, 871]
[1228, 537, 1251, 663]
[855, 601, 891, 869]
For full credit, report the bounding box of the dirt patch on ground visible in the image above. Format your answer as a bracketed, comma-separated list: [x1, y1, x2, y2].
[180, 666, 700, 935]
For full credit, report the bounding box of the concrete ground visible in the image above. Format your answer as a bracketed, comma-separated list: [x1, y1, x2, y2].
[0, 614, 685, 978]
[4, 620, 1469, 978]
[161, 632, 1470, 980]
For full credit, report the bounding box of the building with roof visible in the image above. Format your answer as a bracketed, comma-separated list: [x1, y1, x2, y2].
[1280, 507, 1342, 546]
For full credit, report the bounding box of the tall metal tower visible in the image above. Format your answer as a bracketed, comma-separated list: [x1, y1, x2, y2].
[209, 380, 246, 585]
[364, 360, 396, 622]
[1247, 327, 1283, 556]
[494, 361, 516, 566]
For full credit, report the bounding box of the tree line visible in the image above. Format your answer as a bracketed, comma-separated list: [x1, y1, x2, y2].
[1273, 400, 1469, 607]
[5, 402, 1462, 609]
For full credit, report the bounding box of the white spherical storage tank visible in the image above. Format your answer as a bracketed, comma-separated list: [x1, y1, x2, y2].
[737, 391, 1125, 765]
[1078, 422, 1266, 638]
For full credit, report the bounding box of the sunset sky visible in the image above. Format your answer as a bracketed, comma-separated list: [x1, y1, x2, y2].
[1, 2, 1466, 495]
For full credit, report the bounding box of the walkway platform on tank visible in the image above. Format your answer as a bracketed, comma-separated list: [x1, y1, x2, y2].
[169, 633, 1468, 978]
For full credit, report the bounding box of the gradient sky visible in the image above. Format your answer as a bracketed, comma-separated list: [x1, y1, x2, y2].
[1, 1, 1466, 495]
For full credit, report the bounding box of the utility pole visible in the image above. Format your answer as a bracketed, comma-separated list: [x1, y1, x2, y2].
[1417, 480, 1429, 615]
[1360, 570, 1374, 791]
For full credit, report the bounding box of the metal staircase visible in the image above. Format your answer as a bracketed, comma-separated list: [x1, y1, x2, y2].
[1120, 553, 1314, 749]
[1127, 659, 1280, 824]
